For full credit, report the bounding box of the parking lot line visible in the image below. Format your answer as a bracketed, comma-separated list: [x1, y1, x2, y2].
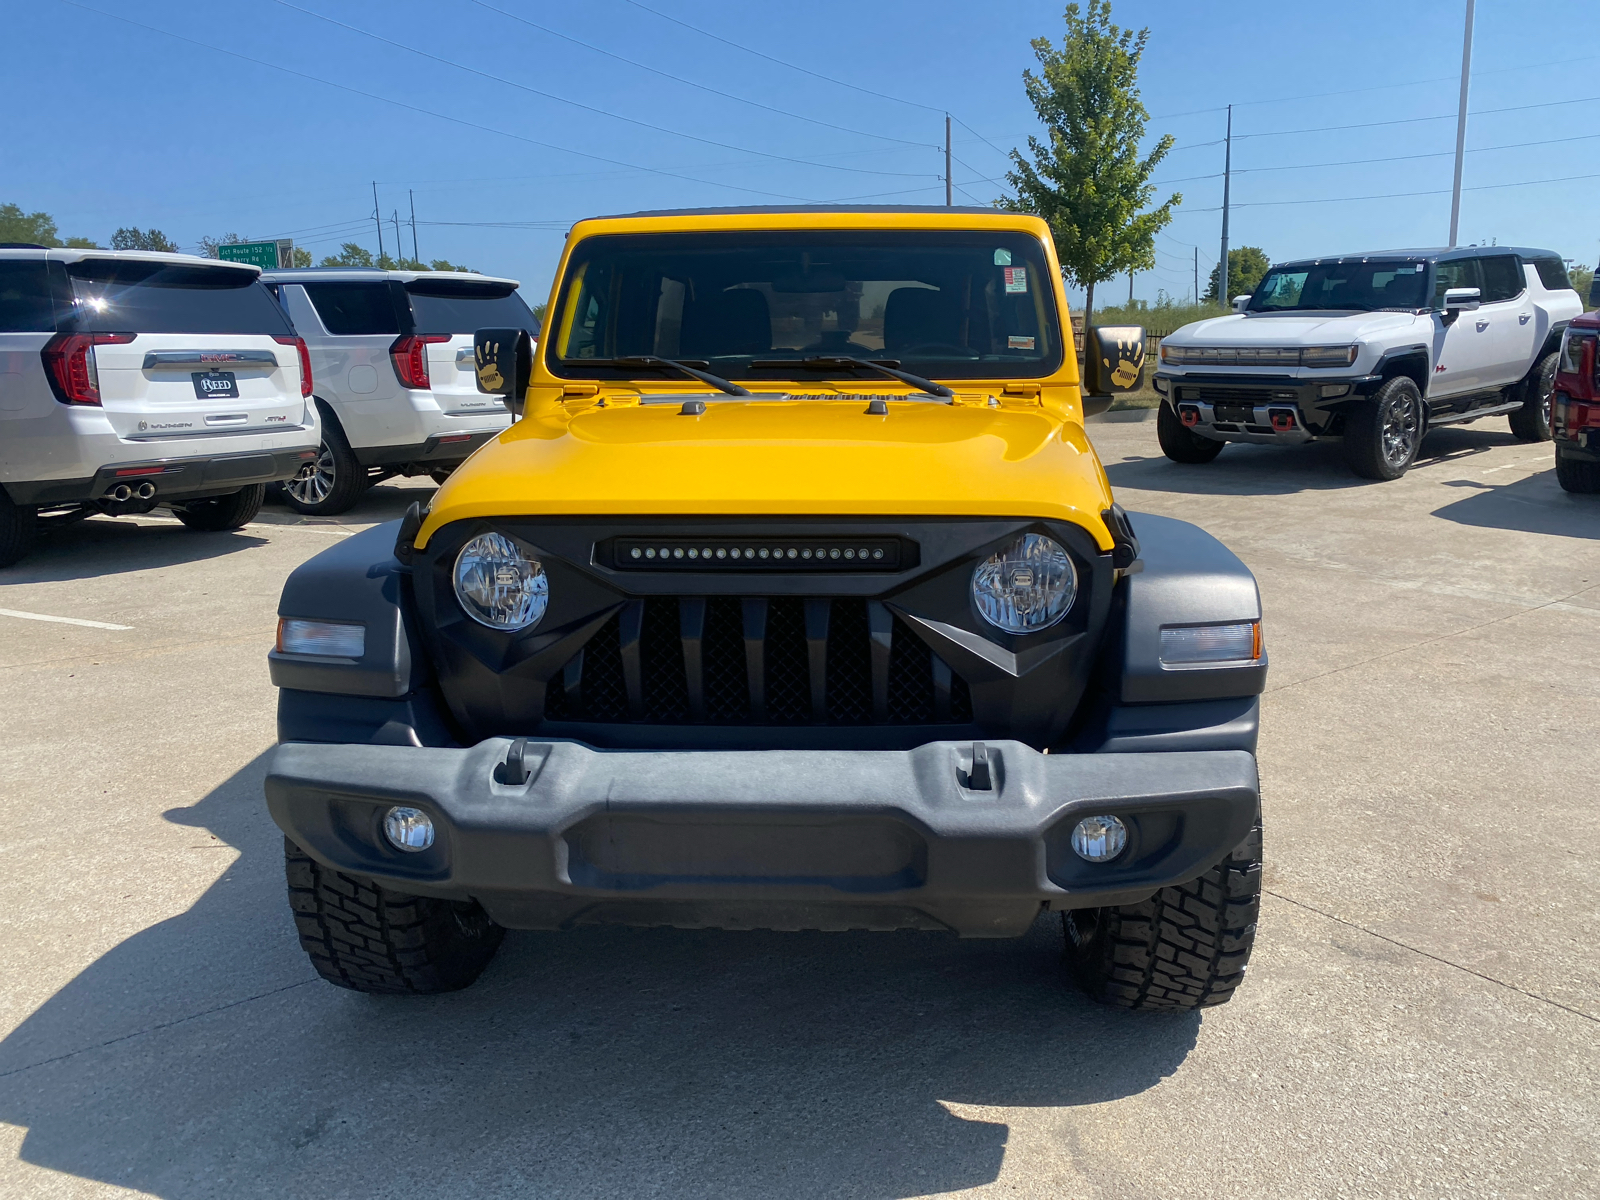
[0, 608, 133, 631]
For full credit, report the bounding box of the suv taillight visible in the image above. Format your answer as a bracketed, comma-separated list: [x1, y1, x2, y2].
[273, 335, 314, 397]
[40, 332, 135, 405]
[390, 334, 449, 390]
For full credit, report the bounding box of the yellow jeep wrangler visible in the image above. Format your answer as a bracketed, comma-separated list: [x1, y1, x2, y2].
[265, 207, 1266, 1011]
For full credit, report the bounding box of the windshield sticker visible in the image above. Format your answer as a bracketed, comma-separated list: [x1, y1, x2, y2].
[993, 248, 1012, 266]
[1004, 266, 1028, 294]
[1008, 335, 1036, 350]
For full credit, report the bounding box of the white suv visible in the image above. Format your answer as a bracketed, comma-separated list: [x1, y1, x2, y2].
[0, 247, 318, 567]
[1153, 247, 1583, 479]
[261, 269, 535, 515]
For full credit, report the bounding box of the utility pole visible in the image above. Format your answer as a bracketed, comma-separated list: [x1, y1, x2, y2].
[1218, 104, 1232, 307]
[393, 212, 404, 264]
[1128, 269, 1134, 304]
[373, 182, 384, 261]
[1194, 248, 1199, 305]
[409, 190, 420, 262]
[945, 114, 952, 206]
[1448, 0, 1476, 247]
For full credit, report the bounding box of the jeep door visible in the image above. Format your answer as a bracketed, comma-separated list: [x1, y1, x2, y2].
[65, 258, 306, 441]
[1429, 258, 1499, 399]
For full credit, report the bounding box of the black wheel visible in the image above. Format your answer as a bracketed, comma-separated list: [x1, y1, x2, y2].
[283, 414, 366, 515]
[0, 490, 39, 568]
[173, 484, 264, 532]
[1344, 376, 1424, 480]
[284, 840, 505, 994]
[1556, 449, 1600, 494]
[1063, 810, 1261, 1011]
[1156, 401, 1225, 464]
[1507, 351, 1557, 443]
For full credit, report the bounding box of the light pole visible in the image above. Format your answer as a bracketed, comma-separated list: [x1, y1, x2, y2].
[1448, 0, 1476, 247]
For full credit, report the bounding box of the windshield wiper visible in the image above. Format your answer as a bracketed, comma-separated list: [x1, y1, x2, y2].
[750, 355, 953, 399]
[565, 355, 750, 397]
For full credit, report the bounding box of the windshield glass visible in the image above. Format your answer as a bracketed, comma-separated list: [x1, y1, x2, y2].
[548, 231, 1061, 381]
[1248, 260, 1429, 313]
[405, 280, 539, 336]
[66, 259, 291, 334]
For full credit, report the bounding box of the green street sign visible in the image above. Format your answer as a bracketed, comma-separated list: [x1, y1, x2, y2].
[217, 239, 294, 270]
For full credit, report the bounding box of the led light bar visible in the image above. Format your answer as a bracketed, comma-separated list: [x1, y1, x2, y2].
[610, 537, 904, 570]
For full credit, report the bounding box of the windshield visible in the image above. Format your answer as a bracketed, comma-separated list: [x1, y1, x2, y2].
[547, 231, 1061, 381]
[66, 259, 292, 335]
[405, 280, 539, 336]
[1248, 260, 1429, 313]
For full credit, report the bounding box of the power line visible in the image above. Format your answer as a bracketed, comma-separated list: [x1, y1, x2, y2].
[1232, 130, 1600, 176]
[268, 0, 933, 179]
[1237, 93, 1600, 140]
[1234, 170, 1600, 209]
[620, 0, 945, 114]
[462, 0, 934, 151]
[56, 0, 821, 202]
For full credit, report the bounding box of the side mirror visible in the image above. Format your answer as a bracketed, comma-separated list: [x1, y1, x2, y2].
[474, 327, 533, 416]
[1443, 287, 1481, 311]
[1232, 294, 1251, 313]
[1082, 325, 1146, 416]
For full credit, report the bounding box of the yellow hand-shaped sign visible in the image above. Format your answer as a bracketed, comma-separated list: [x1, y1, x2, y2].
[476, 339, 505, 393]
[1101, 332, 1146, 391]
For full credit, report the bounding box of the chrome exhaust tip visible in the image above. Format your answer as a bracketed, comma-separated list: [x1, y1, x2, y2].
[109, 484, 133, 502]
[134, 481, 157, 500]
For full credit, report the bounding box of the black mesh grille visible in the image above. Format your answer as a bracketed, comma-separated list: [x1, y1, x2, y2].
[545, 597, 971, 727]
[764, 599, 811, 724]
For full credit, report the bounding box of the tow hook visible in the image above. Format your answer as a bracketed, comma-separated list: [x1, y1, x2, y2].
[1178, 404, 1201, 427]
[1268, 409, 1298, 433]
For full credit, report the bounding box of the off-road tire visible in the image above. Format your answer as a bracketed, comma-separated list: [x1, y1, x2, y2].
[1556, 450, 1600, 494]
[282, 412, 365, 516]
[1156, 401, 1225, 464]
[1063, 810, 1262, 1011]
[1344, 375, 1424, 480]
[0, 491, 39, 568]
[173, 484, 265, 532]
[284, 839, 505, 994]
[1508, 351, 1557, 442]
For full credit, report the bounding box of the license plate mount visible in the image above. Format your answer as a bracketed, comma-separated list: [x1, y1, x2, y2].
[191, 371, 239, 400]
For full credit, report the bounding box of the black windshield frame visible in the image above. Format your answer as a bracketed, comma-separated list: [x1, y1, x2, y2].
[1246, 259, 1433, 314]
[546, 230, 1064, 382]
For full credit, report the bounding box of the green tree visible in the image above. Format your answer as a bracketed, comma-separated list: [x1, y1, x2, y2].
[199, 232, 247, 258]
[63, 237, 102, 248]
[530, 302, 547, 333]
[1002, 0, 1179, 326]
[1205, 246, 1271, 304]
[111, 227, 180, 252]
[0, 202, 99, 248]
[319, 242, 375, 267]
[1567, 260, 1595, 309]
[292, 246, 312, 267]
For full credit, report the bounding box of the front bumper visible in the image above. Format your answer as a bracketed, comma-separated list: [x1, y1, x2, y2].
[1155, 371, 1381, 443]
[265, 738, 1259, 937]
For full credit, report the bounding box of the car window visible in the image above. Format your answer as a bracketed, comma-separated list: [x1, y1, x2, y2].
[1531, 256, 1571, 292]
[66, 259, 292, 334]
[1431, 258, 1482, 306]
[1477, 256, 1522, 304]
[0, 260, 59, 332]
[404, 280, 538, 336]
[303, 282, 400, 336]
[1249, 261, 1426, 312]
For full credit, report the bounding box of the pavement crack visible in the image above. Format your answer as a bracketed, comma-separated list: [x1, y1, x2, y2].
[1265, 579, 1600, 695]
[1265, 889, 1598, 1026]
[0, 978, 318, 1080]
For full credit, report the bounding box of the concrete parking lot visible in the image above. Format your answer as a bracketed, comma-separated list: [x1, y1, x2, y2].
[1, 415, 1596, 1199]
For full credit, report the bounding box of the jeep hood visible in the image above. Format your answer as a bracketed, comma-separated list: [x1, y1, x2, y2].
[1166, 310, 1421, 343]
[418, 399, 1115, 550]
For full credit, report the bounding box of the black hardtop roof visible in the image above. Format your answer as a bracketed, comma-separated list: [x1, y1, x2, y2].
[1274, 246, 1561, 269]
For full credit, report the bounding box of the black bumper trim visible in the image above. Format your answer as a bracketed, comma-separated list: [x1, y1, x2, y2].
[264, 738, 1260, 936]
[6, 447, 317, 507]
[355, 430, 500, 468]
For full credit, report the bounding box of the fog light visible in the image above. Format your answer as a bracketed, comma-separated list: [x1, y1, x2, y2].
[276, 618, 364, 658]
[383, 806, 435, 852]
[1071, 815, 1127, 862]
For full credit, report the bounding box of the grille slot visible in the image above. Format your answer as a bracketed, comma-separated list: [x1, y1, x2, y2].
[548, 597, 970, 727]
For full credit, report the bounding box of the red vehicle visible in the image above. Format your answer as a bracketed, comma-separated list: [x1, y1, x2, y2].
[1553, 312, 1600, 493]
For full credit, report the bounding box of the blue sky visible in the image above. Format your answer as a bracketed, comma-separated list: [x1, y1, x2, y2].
[5, 0, 1596, 309]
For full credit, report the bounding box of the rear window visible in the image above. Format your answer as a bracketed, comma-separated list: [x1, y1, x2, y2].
[303, 282, 400, 336]
[1532, 256, 1572, 292]
[1478, 256, 1523, 303]
[404, 280, 537, 336]
[67, 260, 292, 335]
[0, 260, 58, 332]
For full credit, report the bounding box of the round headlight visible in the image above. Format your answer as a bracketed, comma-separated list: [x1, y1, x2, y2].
[453, 532, 548, 630]
[971, 533, 1076, 633]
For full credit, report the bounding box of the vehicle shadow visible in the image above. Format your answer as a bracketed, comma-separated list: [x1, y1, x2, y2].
[1432, 463, 1599, 539]
[1, 515, 268, 583]
[0, 753, 1200, 1199]
[255, 479, 436, 527]
[1103, 424, 1526, 498]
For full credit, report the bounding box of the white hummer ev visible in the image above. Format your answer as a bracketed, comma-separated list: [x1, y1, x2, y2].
[1153, 247, 1582, 479]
